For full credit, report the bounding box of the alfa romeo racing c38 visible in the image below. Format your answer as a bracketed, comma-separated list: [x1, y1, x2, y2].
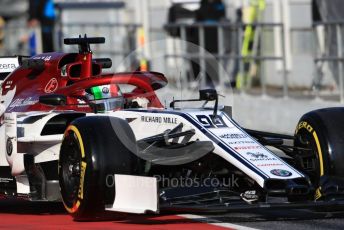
[1, 36, 344, 220]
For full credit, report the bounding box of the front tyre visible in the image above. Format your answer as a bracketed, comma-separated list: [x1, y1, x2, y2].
[294, 107, 344, 200]
[59, 116, 142, 220]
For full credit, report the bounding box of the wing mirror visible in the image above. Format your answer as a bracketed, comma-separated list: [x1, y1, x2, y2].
[39, 94, 67, 106]
[199, 89, 217, 101]
[170, 89, 218, 108]
[199, 89, 219, 119]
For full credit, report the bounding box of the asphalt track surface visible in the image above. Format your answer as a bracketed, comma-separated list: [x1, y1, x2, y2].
[1, 200, 344, 229]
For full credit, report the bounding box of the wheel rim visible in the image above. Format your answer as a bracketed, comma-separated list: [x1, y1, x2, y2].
[295, 130, 321, 186]
[59, 130, 82, 209]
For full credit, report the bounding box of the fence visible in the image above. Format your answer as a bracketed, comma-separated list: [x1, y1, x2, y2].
[0, 21, 143, 73]
[163, 21, 344, 102]
[2, 18, 344, 103]
[164, 22, 288, 96]
[0, 21, 32, 56]
[58, 22, 142, 72]
[313, 21, 344, 102]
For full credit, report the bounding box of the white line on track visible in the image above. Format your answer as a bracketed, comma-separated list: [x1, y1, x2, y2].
[178, 214, 260, 230]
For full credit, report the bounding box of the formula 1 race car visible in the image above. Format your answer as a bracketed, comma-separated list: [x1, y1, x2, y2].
[1, 36, 344, 220]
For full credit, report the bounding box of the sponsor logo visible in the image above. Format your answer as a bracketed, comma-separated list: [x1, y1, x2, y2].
[246, 152, 268, 159]
[4, 81, 13, 89]
[257, 163, 283, 167]
[227, 140, 256, 145]
[0, 63, 16, 70]
[296, 121, 313, 133]
[44, 78, 58, 93]
[76, 99, 88, 108]
[0, 177, 13, 183]
[102, 86, 109, 94]
[220, 133, 248, 139]
[246, 152, 277, 162]
[241, 190, 259, 202]
[270, 169, 292, 177]
[9, 97, 38, 108]
[33, 55, 51, 61]
[0, 58, 19, 73]
[196, 114, 227, 128]
[141, 115, 177, 124]
[234, 146, 261, 150]
[76, 99, 86, 104]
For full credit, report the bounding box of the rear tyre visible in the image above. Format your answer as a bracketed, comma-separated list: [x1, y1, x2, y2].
[59, 116, 142, 220]
[294, 107, 344, 200]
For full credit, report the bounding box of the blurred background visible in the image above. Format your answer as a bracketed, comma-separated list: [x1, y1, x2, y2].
[0, 0, 343, 134]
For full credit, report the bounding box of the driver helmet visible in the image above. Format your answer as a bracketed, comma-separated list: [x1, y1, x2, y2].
[86, 84, 124, 112]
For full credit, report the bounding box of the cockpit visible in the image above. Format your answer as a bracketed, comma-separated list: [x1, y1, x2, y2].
[85, 84, 125, 112]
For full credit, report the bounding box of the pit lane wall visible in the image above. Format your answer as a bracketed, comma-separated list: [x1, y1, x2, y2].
[159, 88, 341, 135]
[231, 94, 342, 134]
